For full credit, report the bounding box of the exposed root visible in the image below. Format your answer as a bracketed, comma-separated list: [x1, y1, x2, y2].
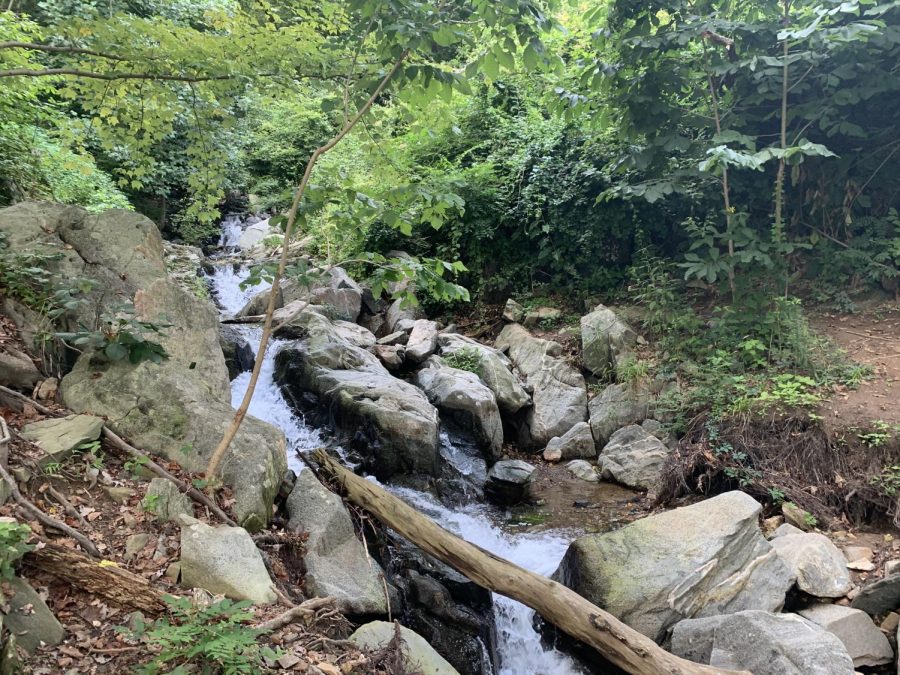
[366, 620, 424, 675]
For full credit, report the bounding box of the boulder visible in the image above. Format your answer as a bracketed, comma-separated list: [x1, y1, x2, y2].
[850, 574, 900, 615]
[61, 278, 286, 532]
[349, 621, 460, 675]
[377, 330, 408, 346]
[543, 422, 595, 461]
[670, 610, 854, 674]
[414, 357, 503, 459]
[502, 298, 524, 323]
[495, 324, 587, 449]
[406, 320, 440, 364]
[437, 333, 529, 415]
[286, 469, 387, 615]
[566, 459, 599, 482]
[553, 491, 794, 641]
[179, 517, 277, 604]
[237, 218, 272, 250]
[373, 344, 405, 370]
[1, 577, 64, 654]
[485, 459, 535, 505]
[769, 522, 805, 539]
[588, 382, 651, 447]
[523, 306, 561, 329]
[143, 478, 193, 523]
[0, 348, 40, 389]
[598, 424, 670, 490]
[274, 309, 439, 479]
[219, 324, 255, 380]
[308, 268, 363, 323]
[770, 533, 852, 598]
[580, 304, 638, 378]
[333, 320, 376, 348]
[384, 297, 425, 334]
[799, 603, 893, 667]
[21, 414, 103, 468]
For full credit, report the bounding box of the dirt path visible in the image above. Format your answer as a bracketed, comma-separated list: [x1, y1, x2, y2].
[814, 301, 900, 429]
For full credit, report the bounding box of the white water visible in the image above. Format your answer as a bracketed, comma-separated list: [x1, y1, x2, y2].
[207, 257, 584, 675]
[218, 213, 244, 249]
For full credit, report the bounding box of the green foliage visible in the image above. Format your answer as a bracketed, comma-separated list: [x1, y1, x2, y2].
[56, 304, 170, 365]
[125, 595, 277, 675]
[0, 521, 33, 582]
[872, 464, 900, 497]
[442, 347, 482, 374]
[858, 420, 897, 449]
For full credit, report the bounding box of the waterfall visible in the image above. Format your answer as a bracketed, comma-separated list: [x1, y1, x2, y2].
[207, 257, 585, 675]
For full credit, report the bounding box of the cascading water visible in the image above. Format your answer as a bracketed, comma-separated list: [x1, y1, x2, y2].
[218, 213, 244, 250]
[207, 238, 585, 675]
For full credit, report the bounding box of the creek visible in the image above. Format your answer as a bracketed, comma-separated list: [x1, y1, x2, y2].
[208, 256, 587, 675]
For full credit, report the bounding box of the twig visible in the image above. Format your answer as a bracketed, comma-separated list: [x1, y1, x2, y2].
[0, 463, 101, 557]
[255, 597, 335, 632]
[101, 428, 237, 527]
[47, 486, 92, 530]
[837, 328, 896, 342]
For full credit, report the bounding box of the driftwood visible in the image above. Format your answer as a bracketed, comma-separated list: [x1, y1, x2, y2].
[255, 596, 335, 632]
[313, 450, 748, 675]
[24, 543, 167, 613]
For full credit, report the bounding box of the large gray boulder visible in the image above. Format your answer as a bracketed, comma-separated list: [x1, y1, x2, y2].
[437, 333, 529, 415]
[485, 459, 535, 505]
[414, 357, 503, 459]
[237, 266, 362, 322]
[770, 533, 852, 598]
[799, 603, 893, 667]
[1, 203, 285, 531]
[671, 610, 854, 674]
[495, 324, 587, 449]
[62, 278, 286, 532]
[179, 517, 277, 605]
[350, 621, 460, 675]
[287, 469, 387, 615]
[598, 424, 670, 490]
[580, 304, 638, 378]
[588, 382, 651, 448]
[274, 309, 439, 479]
[553, 491, 794, 641]
[850, 574, 900, 615]
[406, 320, 439, 364]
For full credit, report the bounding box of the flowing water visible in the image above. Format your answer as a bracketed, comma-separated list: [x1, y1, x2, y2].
[208, 256, 585, 675]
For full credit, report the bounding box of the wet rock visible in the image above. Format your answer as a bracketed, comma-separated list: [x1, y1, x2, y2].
[485, 459, 535, 505]
[274, 309, 439, 479]
[799, 603, 893, 667]
[670, 610, 854, 674]
[437, 333, 530, 415]
[21, 414, 103, 468]
[543, 422, 595, 461]
[553, 491, 794, 641]
[143, 478, 193, 523]
[0, 348, 40, 390]
[414, 357, 503, 460]
[406, 320, 440, 364]
[350, 621, 460, 675]
[523, 306, 561, 329]
[850, 574, 900, 615]
[565, 459, 599, 482]
[1, 577, 64, 654]
[580, 304, 638, 378]
[495, 324, 587, 449]
[219, 324, 255, 379]
[770, 533, 852, 598]
[286, 469, 387, 615]
[179, 516, 276, 604]
[598, 424, 670, 490]
[502, 298, 524, 323]
[588, 382, 651, 448]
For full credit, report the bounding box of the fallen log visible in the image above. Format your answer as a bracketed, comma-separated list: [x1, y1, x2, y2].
[24, 543, 168, 614]
[313, 450, 748, 675]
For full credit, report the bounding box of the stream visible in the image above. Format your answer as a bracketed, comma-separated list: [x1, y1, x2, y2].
[208, 260, 585, 675]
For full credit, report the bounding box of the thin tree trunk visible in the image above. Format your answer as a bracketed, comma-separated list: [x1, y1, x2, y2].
[204, 52, 409, 479]
[707, 72, 736, 301]
[774, 0, 791, 296]
[313, 450, 749, 675]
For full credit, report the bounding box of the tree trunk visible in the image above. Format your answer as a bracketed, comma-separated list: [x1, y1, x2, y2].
[312, 450, 748, 675]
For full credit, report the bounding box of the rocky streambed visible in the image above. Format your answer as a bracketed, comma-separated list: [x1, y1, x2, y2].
[2, 203, 896, 675]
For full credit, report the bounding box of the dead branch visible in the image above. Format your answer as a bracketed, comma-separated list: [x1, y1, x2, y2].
[255, 597, 335, 632]
[313, 450, 748, 675]
[46, 485, 92, 530]
[0, 462, 101, 558]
